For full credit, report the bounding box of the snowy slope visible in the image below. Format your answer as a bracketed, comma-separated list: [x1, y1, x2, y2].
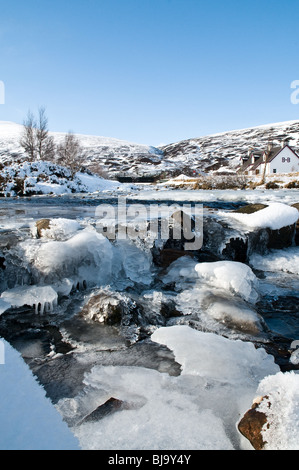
[0, 121, 164, 178]
[160, 120, 299, 174]
[1, 120, 299, 179]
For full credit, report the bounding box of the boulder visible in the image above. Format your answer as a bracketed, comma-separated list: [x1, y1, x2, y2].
[80, 289, 143, 326]
[36, 219, 51, 238]
[238, 396, 271, 450]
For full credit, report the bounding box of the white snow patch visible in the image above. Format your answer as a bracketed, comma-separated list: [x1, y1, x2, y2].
[256, 371, 299, 450]
[220, 203, 299, 230]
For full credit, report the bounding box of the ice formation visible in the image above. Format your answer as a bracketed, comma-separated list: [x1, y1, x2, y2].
[1, 286, 58, 314]
[60, 325, 279, 450]
[194, 260, 259, 303]
[162, 257, 262, 334]
[250, 247, 299, 275]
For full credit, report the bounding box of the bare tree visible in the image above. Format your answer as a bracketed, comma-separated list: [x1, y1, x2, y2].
[20, 110, 37, 161]
[20, 107, 56, 162]
[56, 131, 87, 177]
[88, 161, 110, 179]
[35, 106, 56, 161]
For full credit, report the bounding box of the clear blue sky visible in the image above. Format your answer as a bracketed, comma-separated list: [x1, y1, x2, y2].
[1, 0, 299, 145]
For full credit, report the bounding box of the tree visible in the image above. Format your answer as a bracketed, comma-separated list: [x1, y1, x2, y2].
[35, 106, 56, 161]
[20, 110, 36, 161]
[20, 107, 56, 162]
[56, 131, 87, 177]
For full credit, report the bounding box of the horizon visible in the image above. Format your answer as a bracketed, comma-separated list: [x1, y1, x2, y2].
[1, 118, 299, 148]
[1, 0, 299, 146]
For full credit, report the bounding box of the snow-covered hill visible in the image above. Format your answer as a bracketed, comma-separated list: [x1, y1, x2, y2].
[160, 120, 299, 175]
[1, 120, 299, 180]
[0, 121, 164, 179]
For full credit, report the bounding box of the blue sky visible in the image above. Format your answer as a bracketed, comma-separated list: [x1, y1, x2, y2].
[1, 0, 299, 145]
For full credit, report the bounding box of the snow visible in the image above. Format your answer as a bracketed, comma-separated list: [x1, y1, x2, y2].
[163, 257, 259, 304]
[0, 338, 80, 450]
[34, 218, 81, 240]
[0, 158, 129, 197]
[195, 261, 259, 303]
[219, 202, 299, 230]
[256, 371, 299, 450]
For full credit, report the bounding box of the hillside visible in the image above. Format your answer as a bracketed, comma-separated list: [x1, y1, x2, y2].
[160, 120, 299, 175]
[1, 120, 299, 181]
[0, 122, 164, 180]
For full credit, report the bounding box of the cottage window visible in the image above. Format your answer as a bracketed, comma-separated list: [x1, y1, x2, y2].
[273, 169, 277, 173]
[282, 157, 286, 163]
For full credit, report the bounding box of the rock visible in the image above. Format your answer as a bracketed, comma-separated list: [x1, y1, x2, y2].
[80, 289, 143, 326]
[36, 219, 51, 238]
[238, 396, 271, 450]
[151, 210, 201, 267]
[155, 248, 193, 268]
[266, 224, 296, 250]
[233, 203, 268, 214]
[79, 398, 125, 425]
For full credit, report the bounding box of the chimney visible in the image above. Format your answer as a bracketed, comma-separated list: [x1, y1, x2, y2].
[281, 138, 289, 149]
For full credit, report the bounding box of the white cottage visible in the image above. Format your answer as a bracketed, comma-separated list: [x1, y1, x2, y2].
[240, 141, 299, 176]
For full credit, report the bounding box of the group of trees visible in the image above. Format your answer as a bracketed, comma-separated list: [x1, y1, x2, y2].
[20, 107, 87, 177]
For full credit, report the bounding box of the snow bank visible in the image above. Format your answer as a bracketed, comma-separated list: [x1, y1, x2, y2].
[62, 325, 278, 450]
[0, 159, 127, 196]
[220, 203, 299, 230]
[0, 338, 79, 450]
[256, 371, 299, 450]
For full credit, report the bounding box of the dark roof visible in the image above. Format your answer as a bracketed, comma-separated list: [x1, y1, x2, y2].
[239, 145, 299, 172]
